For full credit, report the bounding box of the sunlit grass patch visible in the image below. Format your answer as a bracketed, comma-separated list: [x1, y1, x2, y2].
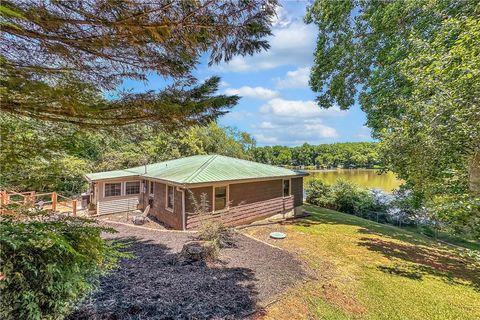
[243, 204, 480, 319]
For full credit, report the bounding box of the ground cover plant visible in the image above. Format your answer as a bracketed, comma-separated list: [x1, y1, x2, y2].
[243, 204, 480, 320]
[0, 207, 127, 320]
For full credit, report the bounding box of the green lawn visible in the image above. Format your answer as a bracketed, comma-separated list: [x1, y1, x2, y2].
[244, 205, 480, 320]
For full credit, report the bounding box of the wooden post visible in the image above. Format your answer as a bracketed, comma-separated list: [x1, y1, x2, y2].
[72, 199, 77, 216]
[0, 191, 4, 206]
[51, 192, 57, 212]
[28, 191, 36, 208]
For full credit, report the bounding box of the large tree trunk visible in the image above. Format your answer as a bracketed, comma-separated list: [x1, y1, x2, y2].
[469, 149, 480, 196]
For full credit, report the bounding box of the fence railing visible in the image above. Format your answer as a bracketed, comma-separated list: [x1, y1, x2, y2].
[0, 190, 81, 216]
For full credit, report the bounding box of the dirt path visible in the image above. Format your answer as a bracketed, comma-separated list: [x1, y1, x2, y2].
[69, 223, 305, 320]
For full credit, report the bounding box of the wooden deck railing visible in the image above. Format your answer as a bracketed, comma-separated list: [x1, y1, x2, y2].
[0, 190, 81, 216]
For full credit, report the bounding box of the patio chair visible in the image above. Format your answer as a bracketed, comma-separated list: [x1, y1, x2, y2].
[132, 205, 150, 225]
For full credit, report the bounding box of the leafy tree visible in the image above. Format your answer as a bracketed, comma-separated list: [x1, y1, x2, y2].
[179, 123, 256, 159]
[306, 0, 479, 236]
[1, 0, 277, 126]
[0, 115, 256, 194]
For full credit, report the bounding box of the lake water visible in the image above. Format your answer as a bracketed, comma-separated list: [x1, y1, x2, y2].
[305, 169, 403, 192]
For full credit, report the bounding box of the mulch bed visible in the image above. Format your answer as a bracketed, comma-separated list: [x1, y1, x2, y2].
[68, 223, 305, 320]
[95, 212, 169, 230]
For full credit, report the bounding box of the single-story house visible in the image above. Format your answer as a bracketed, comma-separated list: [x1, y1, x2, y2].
[85, 154, 307, 230]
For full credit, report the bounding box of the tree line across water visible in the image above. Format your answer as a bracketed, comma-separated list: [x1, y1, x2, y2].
[250, 142, 380, 169]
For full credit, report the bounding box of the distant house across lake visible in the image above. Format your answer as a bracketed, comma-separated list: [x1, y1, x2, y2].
[86, 155, 307, 230]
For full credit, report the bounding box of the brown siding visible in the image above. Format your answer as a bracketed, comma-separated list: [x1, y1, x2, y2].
[291, 177, 304, 207]
[149, 182, 183, 230]
[185, 187, 213, 213]
[229, 180, 282, 206]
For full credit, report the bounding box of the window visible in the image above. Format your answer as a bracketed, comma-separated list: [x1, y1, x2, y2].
[166, 185, 174, 210]
[125, 181, 140, 195]
[214, 186, 227, 211]
[283, 179, 290, 197]
[105, 183, 121, 197]
[149, 181, 154, 195]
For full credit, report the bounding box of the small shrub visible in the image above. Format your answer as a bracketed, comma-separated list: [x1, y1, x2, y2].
[305, 179, 334, 208]
[187, 190, 210, 215]
[330, 179, 363, 215]
[0, 207, 127, 320]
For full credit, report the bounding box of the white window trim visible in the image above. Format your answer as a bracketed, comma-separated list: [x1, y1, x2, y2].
[125, 180, 141, 195]
[165, 184, 175, 212]
[213, 185, 229, 213]
[282, 178, 291, 198]
[149, 180, 155, 196]
[103, 181, 123, 198]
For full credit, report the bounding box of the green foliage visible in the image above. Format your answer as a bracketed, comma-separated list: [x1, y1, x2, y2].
[0, 114, 256, 196]
[306, 0, 480, 236]
[0, 208, 128, 320]
[251, 142, 380, 167]
[305, 179, 334, 209]
[0, 115, 90, 195]
[306, 178, 411, 226]
[1, 1, 276, 126]
[306, 179, 369, 215]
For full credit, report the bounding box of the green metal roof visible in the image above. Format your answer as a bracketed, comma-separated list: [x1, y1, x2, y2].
[86, 154, 307, 184]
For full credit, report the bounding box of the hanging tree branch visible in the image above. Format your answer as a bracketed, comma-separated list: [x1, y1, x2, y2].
[0, 0, 277, 126]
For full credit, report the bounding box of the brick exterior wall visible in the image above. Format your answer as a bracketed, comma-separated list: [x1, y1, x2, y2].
[291, 177, 304, 207]
[185, 177, 304, 230]
[185, 186, 213, 213]
[229, 180, 282, 206]
[149, 182, 183, 229]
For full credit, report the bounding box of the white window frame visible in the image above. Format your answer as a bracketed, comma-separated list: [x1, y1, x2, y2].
[165, 184, 175, 212]
[213, 185, 229, 213]
[125, 180, 141, 195]
[104, 181, 122, 198]
[282, 178, 291, 198]
[149, 180, 155, 196]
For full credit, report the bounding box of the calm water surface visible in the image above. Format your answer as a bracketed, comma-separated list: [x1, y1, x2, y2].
[305, 169, 403, 192]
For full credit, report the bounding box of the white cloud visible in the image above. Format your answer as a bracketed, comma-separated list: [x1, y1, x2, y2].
[225, 86, 279, 100]
[270, 5, 292, 28]
[252, 98, 346, 146]
[221, 111, 254, 122]
[259, 121, 276, 129]
[259, 98, 346, 118]
[214, 20, 317, 72]
[356, 126, 372, 140]
[219, 80, 230, 88]
[274, 67, 310, 89]
[253, 119, 338, 146]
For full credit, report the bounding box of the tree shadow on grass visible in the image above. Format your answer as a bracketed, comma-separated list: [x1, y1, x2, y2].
[287, 207, 432, 246]
[69, 237, 259, 320]
[359, 237, 480, 291]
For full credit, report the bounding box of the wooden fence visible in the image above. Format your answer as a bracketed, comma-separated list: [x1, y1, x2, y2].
[0, 190, 81, 216]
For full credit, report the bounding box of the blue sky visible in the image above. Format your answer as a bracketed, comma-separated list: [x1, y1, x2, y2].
[121, 1, 372, 146]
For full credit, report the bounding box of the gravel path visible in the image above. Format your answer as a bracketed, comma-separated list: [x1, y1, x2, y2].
[69, 223, 305, 319]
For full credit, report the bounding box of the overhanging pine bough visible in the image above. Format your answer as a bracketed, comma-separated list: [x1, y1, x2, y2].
[0, 0, 277, 126]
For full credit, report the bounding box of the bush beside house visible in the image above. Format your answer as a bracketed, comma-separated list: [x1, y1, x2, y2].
[0, 208, 127, 320]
